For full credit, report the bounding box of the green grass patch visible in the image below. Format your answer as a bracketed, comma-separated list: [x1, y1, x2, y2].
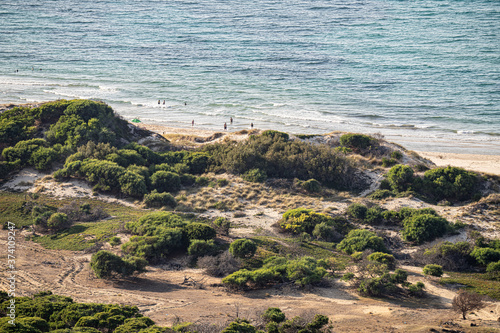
[440, 271, 500, 300]
[33, 220, 121, 251]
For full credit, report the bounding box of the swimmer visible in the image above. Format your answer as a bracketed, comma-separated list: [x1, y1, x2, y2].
[158, 100, 160, 105]
[230, 117, 233, 124]
[251, 123, 253, 129]
[224, 122, 227, 130]
[163, 100, 165, 105]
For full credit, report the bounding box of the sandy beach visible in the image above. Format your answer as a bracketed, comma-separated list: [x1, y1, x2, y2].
[138, 123, 500, 176]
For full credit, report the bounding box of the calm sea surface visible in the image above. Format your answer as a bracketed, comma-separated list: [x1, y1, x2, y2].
[1, 0, 499, 154]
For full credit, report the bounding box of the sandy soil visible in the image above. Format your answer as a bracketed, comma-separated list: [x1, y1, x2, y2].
[416, 151, 500, 176]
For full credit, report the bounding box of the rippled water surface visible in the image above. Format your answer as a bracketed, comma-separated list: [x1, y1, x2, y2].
[1, 0, 499, 153]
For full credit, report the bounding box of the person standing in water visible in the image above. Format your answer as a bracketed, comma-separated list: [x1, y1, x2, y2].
[158, 100, 160, 105]
[224, 122, 227, 130]
[192, 120, 194, 126]
[230, 117, 233, 124]
[251, 123, 253, 129]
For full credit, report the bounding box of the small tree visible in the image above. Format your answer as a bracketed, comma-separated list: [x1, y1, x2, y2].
[452, 290, 485, 320]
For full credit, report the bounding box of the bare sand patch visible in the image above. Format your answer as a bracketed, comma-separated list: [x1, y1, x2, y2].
[417, 151, 500, 176]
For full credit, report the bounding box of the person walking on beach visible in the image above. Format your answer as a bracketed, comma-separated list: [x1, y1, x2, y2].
[224, 122, 227, 130]
[251, 123, 253, 129]
[192, 120, 194, 126]
[230, 117, 233, 124]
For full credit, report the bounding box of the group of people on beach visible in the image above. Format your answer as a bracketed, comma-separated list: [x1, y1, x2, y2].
[155, 100, 253, 130]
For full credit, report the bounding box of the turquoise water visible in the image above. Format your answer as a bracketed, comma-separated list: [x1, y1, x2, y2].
[1, 0, 499, 154]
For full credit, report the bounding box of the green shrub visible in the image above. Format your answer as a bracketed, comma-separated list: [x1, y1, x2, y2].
[90, 251, 135, 279]
[346, 203, 367, 220]
[188, 239, 216, 257]
[387, 164, 414, 192]
[301, 179, 321, 193]
[30, 147, 59, 170]
[229, 239, 257, 258]
[114, 317, 155, 333]
[364, 207, 384, 225]
[358, 277, 396, 297]
[486, 260, 500, 273]
[195, 176, 210, 186]
[423, 241, 474, 271]
[262, 308, 286, 323]
[408, 282, 425, 297]
[204, 131, 364, 191]
[261, 130, 289, 141]
[368, 252, 396, 270]
[391, 151, 403, 160]
[341, 272, 355, 282]
[337, 229, 387, 254]
[423, 166, 479, 201]
[243, 168, 267, 183]
[279, 208, 335, 234]
[47, 213, 70, 231]
[312, 222, 336, 241]
[150, 170, 181, 193]
[381, 157, 397, 167]
[422, 264, 443, 277]
[213, 217, 231, 235]
[401, 214, 449, 244]
[109, 237, 121, 247]
[471, 247, 500, 266]
[339, 133, 372, 150]
[143, 190, 177, 208]
[184, 223, 216, 241]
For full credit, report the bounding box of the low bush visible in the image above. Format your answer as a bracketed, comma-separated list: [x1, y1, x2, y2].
[150, 170, 181, 193]
[213, 217, 231, 235]
[143, 190, 177, 208]
[301, 178, 321, 193]
[243, 168, 267, 183]
[486, 261, 500, 273]
[387, 164, 415, 192]
[367, 252, 396, 270]
[188, 239, 217, 257]
[369, 189, 395, 200]
[279, 208, 340, 234]
[339, 133, 372, 151]
[423, 166, 479, 201]
[423, 264, 443, 277]
[337, 229, 388, 254]
[421, 241, 474, 271]
[346, 203, 367, 220]
[229, 239, 257, 258]
[471, 247, 500, 266]
[90, 251, 138, 279]
[223, 256, 326, 289]
[184, 223, 216, 241]
[47, 212, 70, 231]
[401, 214, 449, 244]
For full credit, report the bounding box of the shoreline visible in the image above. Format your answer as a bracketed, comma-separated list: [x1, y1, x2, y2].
[139, 122, 500, 176]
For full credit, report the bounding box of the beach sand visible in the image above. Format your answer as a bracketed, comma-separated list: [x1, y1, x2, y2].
[416, 151, 500, 176]
[138, 123, 500, 176]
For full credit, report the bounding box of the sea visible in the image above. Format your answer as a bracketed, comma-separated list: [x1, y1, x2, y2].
[1, 0, 499, 154]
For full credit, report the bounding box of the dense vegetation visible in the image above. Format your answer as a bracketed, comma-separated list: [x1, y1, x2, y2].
[0, 292, 330, 333]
